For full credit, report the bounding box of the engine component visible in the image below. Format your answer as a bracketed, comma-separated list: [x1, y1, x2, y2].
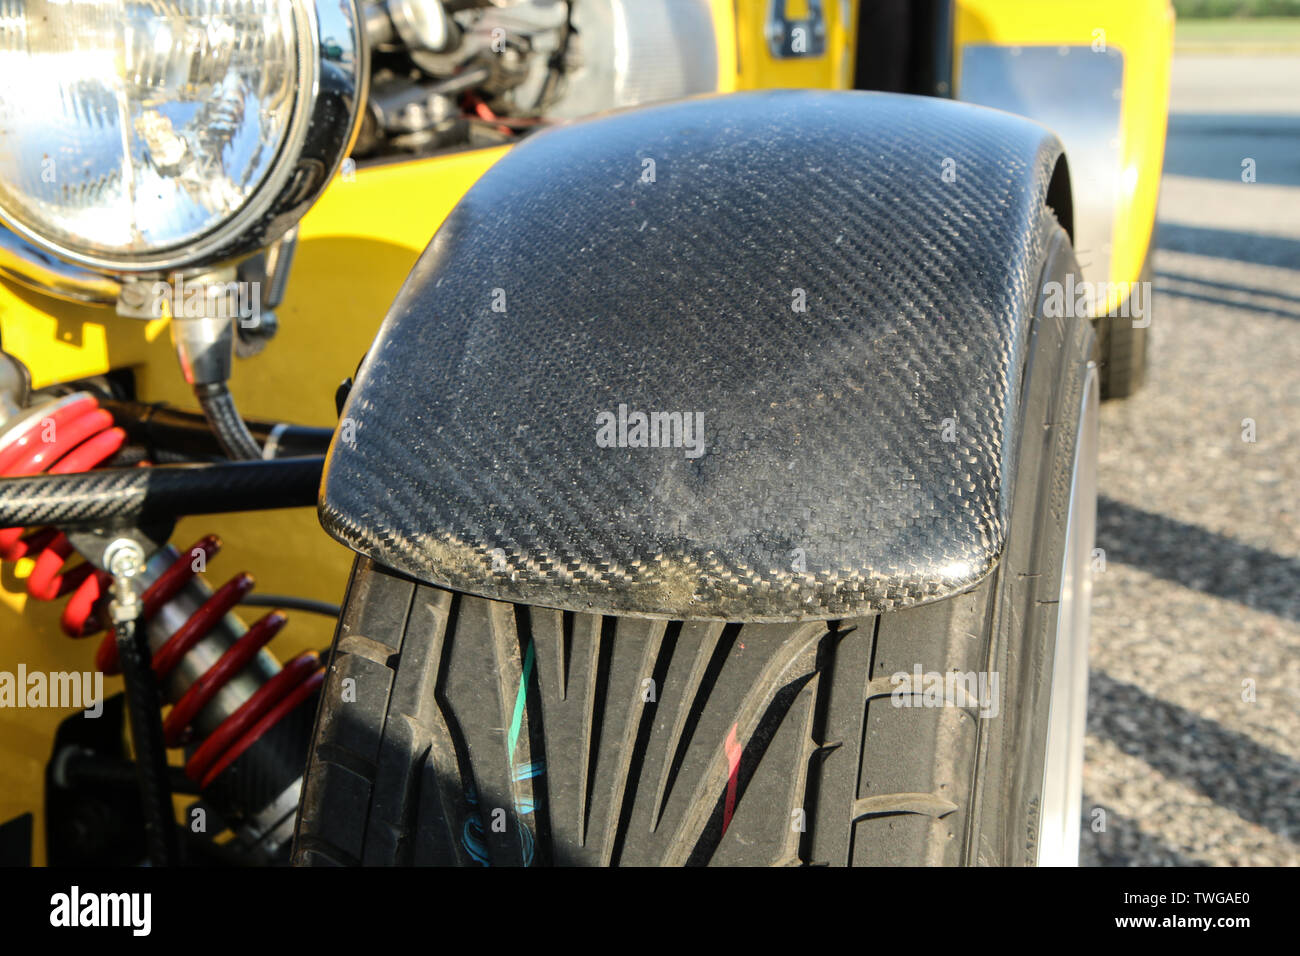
[366, 0, 461, 55]
[548, 0, 720, 119]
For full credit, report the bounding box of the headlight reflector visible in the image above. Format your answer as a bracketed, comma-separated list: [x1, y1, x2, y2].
[0, 0, 364, 273]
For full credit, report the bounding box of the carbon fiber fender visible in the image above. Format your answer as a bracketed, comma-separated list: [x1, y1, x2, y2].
[319, 90, 1070, 622]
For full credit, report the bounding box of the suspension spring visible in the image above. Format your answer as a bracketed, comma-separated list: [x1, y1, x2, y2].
[0, 392, 324, 793]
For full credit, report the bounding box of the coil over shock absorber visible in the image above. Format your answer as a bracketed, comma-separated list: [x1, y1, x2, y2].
[0, 391, 324, 858]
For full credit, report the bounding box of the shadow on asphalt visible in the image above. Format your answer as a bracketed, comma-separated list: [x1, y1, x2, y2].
[1156, 269, 1300, 302]
[1080, 799, 1209, 867]
[1156, 222, 1300, 268]
[1098, 497, 1300, 623]
[1154, 286, 1300, 320]
[1164, 113, 1300, 185]
[1156, 268, 1300, 319]
[1087, 670, 1300, 842]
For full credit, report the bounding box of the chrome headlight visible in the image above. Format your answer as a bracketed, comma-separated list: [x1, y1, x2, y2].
[0, 0, 366, 274]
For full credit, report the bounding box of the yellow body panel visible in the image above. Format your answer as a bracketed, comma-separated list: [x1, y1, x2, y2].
[734, 0, 857, 91]
[712, 0, 741, 92]
[953, 0, 1174, 310]
[0, 146, 509, 863]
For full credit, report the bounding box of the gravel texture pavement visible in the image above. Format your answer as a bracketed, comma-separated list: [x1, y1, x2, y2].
[1079, 53, 1300, 866]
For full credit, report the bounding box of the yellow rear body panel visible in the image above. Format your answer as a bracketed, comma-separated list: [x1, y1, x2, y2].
[733, 0, 858, 91]
[954, 0, 1174, 307]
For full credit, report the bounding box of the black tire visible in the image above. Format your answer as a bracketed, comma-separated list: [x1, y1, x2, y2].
[1097, 256, 1152, 400]
[292, 216, 1096, 867]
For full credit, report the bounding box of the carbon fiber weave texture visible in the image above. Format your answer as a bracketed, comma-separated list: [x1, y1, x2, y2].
[0, 458, 323, 527]
[321, 91, 1065, 621]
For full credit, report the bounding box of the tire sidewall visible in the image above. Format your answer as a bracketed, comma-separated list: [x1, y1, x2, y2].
[970, 215, 1097, 865]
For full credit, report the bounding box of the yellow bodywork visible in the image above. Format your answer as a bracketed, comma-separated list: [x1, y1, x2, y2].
[953, 0, 1174, 310]
[0, 146, 512, 863]
[733, 0, 858, 91]
[0, 0, 1169, 863]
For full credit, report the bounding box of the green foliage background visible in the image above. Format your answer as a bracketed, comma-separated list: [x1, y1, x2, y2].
[1174, 0, 1300, 16]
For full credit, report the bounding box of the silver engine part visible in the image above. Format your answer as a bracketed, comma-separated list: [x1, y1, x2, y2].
[550, 0, 719, 119]
[357, 0, 720, 156]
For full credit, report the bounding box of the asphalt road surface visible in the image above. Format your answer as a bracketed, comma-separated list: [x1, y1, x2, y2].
[1079, 53, 1300, 866]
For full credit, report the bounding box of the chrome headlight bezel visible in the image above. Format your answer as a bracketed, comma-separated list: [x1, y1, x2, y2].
[0, 0, 368, 279]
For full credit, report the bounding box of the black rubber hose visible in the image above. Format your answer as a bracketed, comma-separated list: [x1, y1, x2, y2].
[0, 457, 323, 529]
[195, 382, 262, 460]
[99, 398, 334, 460]
[239, 594, 341, 617]
[114, 614, 179, 866]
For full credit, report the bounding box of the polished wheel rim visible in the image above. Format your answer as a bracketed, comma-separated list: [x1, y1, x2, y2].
[1037, 364, 1099, 866]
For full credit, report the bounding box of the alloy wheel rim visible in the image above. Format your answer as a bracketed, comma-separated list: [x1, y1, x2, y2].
[1036, 364, 1099, 866]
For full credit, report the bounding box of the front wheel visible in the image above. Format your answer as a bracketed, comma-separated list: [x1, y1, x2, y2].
[292, 220, 1097, 867]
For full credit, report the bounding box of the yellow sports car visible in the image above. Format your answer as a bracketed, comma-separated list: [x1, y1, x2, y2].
[0, 0, 1172, 868]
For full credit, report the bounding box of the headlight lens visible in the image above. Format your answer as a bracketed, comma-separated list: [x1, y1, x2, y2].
[0, 0, 297, 263]
[0, 0, 359, 273]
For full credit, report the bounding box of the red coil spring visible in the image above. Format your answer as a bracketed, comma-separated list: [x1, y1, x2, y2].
[0, 393, 324, 789]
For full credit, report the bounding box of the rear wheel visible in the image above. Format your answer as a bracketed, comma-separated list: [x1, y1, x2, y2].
[1097, 256, 1152, 399]
[292, 218, 1097, 866]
